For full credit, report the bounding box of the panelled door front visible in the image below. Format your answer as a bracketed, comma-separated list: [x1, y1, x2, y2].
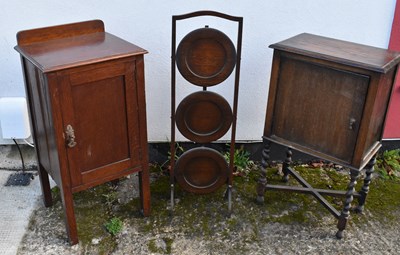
[58, 59, 141, 188]
[271, 54, 370, 163]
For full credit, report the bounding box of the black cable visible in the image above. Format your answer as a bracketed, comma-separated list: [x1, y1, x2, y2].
[13, 138, 26, 173]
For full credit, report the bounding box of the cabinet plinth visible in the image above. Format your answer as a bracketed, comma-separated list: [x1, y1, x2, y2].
[15, 20, 150, 244]
[257, 33, 400, 238]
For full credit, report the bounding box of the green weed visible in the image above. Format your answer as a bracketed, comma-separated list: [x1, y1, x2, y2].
[104, 217, 123, 236]
[375, 149, 400, 180]
[224, 145, 256, 176]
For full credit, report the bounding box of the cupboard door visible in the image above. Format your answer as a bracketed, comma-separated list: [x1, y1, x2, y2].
[271, 56, 369, 163]
[58, 60, 141, 187]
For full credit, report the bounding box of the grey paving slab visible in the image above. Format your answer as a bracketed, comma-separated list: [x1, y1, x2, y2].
[0, 171, 41, 255]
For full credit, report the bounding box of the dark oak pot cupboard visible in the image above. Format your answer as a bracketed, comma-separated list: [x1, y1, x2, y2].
[257, 33, 400, 238]
[15, 20, 150, 244]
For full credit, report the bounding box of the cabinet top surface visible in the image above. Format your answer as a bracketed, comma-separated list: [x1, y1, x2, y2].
[270, 33, 400, 73]
[15, 20, 147, 73]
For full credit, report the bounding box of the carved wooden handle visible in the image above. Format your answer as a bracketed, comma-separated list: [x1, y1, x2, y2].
[65, 125, 77, 148]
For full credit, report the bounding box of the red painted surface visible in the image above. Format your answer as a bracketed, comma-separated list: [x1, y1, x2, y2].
[384, 0, 400, 139]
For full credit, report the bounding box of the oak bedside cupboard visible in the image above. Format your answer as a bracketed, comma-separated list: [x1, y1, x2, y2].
[15, 20, 151, 244]
[256, 33, 400, 238]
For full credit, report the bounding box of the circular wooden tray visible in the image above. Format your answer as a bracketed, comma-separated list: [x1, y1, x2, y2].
[176, 27, 236, 86]
[174, 147, 228, 194]
[176, 91, 232, 143]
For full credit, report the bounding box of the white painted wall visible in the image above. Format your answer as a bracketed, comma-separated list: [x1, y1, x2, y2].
[0, 0, 396, 144]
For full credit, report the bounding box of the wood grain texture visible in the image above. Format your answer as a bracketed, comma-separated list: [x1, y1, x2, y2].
[272, 55, 369, 163]
[270, 33, 400, 73]
[259, 33, 400, 239]
[15, 20, 150, 244]
[264, 33, 400, 170]
[15, 32, 147, 73]
[16, 20, 105, 45]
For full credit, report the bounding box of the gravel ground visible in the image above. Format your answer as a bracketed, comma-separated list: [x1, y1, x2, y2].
[17, 169, 400, 255]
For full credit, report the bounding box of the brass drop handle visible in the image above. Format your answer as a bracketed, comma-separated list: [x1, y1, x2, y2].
[349, 118, 356, 130]
[65, 124, 77, 148]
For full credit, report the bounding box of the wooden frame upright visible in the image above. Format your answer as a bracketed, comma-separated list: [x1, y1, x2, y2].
[170, 11, 243, 212]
